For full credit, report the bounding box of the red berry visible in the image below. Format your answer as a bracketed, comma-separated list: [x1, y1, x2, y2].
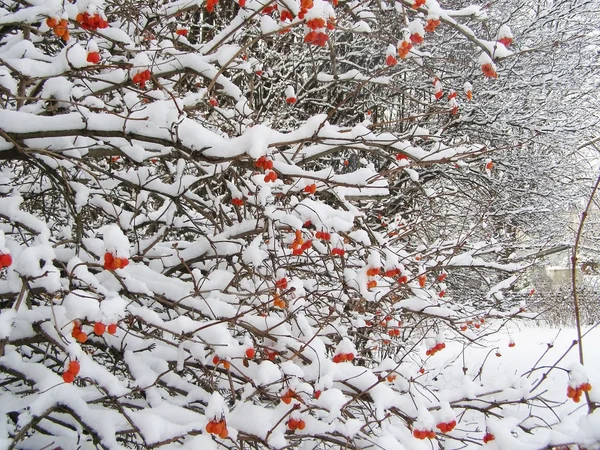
[103, 252, 114, 269]
[0, 254, 12, 267]
[245, 348, 255, 359]
[62, 371, 75, 383]
[483, 432, 495, 443]
[68, 360, 81, 376]
[107, 323, 117, 335]
[93, 322, 106, 336]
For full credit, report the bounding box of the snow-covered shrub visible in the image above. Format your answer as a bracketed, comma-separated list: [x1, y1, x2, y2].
[0, 0, 597, 449]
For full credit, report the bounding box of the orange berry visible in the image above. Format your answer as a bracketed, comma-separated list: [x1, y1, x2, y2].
[62, 371, 75, 383]
[76, 332, 88, 343]
[205, 421, 215, 433]
[94, 322, 106, 336]
[281, 389, 295, 404]
[68, 360, 81, 376]
[107, 323, 117, 335]
[54, 25, 67, 37]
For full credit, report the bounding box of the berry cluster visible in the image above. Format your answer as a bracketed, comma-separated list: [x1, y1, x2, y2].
[314, 230, 331, 240]
[386, 55, 398, 67]
[231, 197, 243, 207]
[71, 321, 88, 343]
[367, 280, 377, 289]
[206, 0, 219, 12]
[436, 420, 457, 433]
[94, 322, 117, 336]
[255, 156, 274, 171]
[384, 268, 401, 277]
[175, 28, 188, 36]
[331, 247, 345, 256]
[104, 252, 129, 270]
[413, 429, 435, 439]
[132, 69, 151, 89]
[410, 32, 423, 44]
[287, 418, 306, 431]
[481, 63, 498, 78]
[87, 52, 101, 64]
[304, 31, 328, 47]
[262, 4, 278, 14]
[205, 419, 228, 438]
[366, 267, 381, 277]
[280, 9, 293, 21]
[424, 18, 441, 32]
[306, 18, 326, 29]
[412, 0, 426, 8]
[332, 352, 354, 363]
[281, 389, 297, 404]
[388, 328, 401, 337]
[62, 360, 81, 383]
[567, 382, 592, 403]
[304, 183, 317, 194]
[276, 277, 288, 290]
[290, 230, 311, 255]
[0, 253, 12, 268]
[460, 318, 485, 331]
[212, 355, 231, 370]
[418, 274, 427, 287]
[398, 40, 412, 58]
[273, 292, 286, 308]
[297, 0, 313, 19]
[426, 341, 446, 356]
[76, 12, 109, 30]
[46, 18, 69, 41]
[498, 37, 512, 47]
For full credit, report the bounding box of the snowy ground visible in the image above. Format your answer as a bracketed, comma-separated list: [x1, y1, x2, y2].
[431, 324, 600, 449]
